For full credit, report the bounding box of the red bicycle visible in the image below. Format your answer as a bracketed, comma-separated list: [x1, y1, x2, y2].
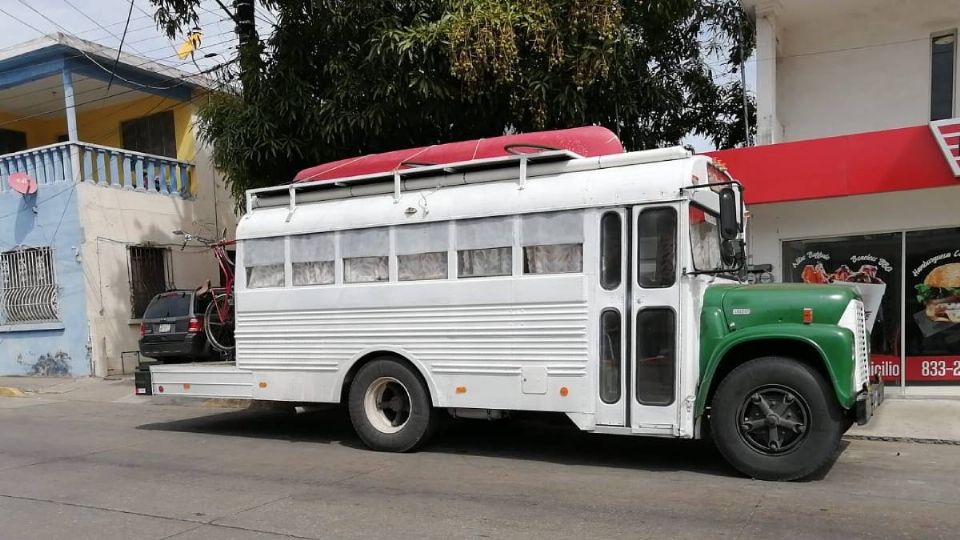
[175, 230, 236, 356]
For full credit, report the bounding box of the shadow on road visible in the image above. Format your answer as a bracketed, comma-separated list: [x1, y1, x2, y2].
[138, 406, 748, 478]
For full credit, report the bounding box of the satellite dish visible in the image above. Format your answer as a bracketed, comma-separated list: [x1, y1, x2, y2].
[8, 172, 37, 195]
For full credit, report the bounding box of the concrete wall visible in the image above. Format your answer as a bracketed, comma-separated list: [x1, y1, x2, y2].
[0, 181, 89, 376]
[765, 0, 959, 142]
[748, 184, 960, 278]
[76, 181, 231, 376]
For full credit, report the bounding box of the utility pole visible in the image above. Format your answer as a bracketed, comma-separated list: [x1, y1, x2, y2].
[232, 0, 260, 98]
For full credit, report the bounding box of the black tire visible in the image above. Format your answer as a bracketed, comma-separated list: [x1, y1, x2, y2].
[711, 356, 844, 481]
[348, 358, 438, 452]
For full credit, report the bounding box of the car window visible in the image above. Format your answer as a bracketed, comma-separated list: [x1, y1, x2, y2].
[143, 293, 191, 319]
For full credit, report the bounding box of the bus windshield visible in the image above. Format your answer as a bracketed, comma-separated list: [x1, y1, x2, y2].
[689, 204, 724, 272]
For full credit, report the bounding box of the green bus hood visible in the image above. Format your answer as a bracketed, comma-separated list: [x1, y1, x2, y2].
[697, 283, 862, 416]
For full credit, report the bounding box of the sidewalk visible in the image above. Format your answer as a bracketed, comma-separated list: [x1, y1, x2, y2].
[2, 376, 960, 443]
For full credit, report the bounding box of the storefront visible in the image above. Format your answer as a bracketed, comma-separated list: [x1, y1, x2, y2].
[710, 120, 960, 395]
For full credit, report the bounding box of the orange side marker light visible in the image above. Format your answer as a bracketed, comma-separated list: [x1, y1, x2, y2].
[455, 386, 467, 394]
[560, 386, 569, 397]
[802, 308, 814, 324]
[258, 382, 268, 388]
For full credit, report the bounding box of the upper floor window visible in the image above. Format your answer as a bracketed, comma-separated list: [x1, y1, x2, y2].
[0, 129, 27, 155]
[0, 247, 59, 325]
[521, 211, 583, 274]
[931, 32, 956, 121]
[121, 111, 177, 158]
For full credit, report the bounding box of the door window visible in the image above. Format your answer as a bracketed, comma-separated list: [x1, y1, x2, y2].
[636, 208, 677, 288]
[600, 211, 622, 290]
[599, 309, 622, 404]
[635, 308, 676, 406]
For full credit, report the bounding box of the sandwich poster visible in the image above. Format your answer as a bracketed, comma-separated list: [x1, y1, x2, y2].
[905, 227, 960, 384]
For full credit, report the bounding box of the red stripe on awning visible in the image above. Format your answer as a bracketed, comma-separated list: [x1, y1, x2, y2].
[707, 125, 958, 205]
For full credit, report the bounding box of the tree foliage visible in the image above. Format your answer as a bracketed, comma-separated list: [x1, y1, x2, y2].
[152, 0, 755, 206]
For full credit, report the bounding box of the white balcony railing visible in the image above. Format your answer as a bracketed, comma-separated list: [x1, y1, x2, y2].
[0, 142, 193, 196]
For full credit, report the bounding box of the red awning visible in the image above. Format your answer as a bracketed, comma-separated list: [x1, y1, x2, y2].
[707, 125, 958, 205]
[294, 126, 624, 183]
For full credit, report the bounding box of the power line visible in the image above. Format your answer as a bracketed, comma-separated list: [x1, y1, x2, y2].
[106, 0, 138, 92]
[61, 0, 149, 57]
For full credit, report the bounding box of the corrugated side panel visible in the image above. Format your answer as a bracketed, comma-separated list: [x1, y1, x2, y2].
[235, 302, 590, 408]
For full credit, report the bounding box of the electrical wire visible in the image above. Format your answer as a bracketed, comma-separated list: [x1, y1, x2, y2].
[106, 0, 138, 92]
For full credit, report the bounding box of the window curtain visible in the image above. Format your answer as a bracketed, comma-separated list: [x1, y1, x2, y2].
[344, 257, 388, 283]
[458, 247, 512, 278]
[521, 211, 584, 274]
[244, 237, 285, 289]
[291, 233, 335, 286]
[397, 222, 449, 281]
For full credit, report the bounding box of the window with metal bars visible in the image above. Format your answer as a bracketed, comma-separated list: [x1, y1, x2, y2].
[0, 247, 60, 325]
[128, 246, 173, 319]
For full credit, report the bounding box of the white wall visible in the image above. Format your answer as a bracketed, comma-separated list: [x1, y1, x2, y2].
[748, 184, 960, 279]
[761, 0, 959, 142]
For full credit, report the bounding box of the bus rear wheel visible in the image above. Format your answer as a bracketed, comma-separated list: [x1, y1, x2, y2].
[348, 358, 438, 452]
[711, 356, 844, 481]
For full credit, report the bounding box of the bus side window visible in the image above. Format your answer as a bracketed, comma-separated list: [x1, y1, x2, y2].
[243, 237, 285, 288]
[396, 222, 449, 281]
[520, 211, 583, 274]
[636, 208, 677, 288]
[456, 217, 513, 278]
[600, 211, 622, 289]
[599, 309, 622, 403]
[342, 228, 389, 283]
[290, 232, 335, 286]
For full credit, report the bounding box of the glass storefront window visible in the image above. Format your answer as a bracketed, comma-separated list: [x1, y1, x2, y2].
[782, 233, 903, 386]
[905, 227, 960, 386]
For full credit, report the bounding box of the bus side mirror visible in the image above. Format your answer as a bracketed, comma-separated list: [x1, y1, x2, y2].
[718, 187, 739, 240]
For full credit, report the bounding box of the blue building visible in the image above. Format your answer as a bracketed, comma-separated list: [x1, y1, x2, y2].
[0, 34, 235, 376]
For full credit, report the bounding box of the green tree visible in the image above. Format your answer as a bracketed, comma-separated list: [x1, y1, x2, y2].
[152, 0, 754, 206]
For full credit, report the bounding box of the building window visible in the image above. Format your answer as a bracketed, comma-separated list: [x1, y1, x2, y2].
[342, 228, 389, 283]
[636, 207, 677, 288]
[121, 111, 177, 158]
[128, 246, 172, 319]
[600, 212, 622, 290]
[243, 237, 285, 289]
[290, 233, 335, 286]
[0, 128, 27, 155]
[0, 247, 59, 325]
[457, 217, 513, 278]
[931, 32, 956, 121]
[396, 222, 448, 281]
[521, 211, 583, 274]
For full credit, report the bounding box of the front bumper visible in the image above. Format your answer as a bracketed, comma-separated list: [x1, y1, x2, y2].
[855, 376, 885, 425]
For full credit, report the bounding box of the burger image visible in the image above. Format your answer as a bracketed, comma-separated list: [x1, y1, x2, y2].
[916, 262, 960, 323]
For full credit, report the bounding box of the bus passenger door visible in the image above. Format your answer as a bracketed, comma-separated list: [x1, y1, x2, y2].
[595, 209, 627, 426]
[629, 204, 681, 435]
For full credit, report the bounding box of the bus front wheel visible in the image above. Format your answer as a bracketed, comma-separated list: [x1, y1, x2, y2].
[348, 358, 438, 452]
[711, 356, 844, 481]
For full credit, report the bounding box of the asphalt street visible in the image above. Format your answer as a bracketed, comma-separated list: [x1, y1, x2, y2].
[1, 397, 958, 539]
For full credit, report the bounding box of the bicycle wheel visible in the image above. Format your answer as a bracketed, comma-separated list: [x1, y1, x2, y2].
[204, 294, 235, 353]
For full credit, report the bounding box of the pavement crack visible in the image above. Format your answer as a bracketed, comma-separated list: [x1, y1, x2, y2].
[0, 440, 145, 473]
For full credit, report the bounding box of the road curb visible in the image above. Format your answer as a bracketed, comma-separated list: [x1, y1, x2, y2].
[0, 386, 25, 398]
[844, 434, 960, 446]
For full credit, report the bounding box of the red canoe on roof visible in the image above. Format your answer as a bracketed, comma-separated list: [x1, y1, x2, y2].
[293, 126, 624, 183]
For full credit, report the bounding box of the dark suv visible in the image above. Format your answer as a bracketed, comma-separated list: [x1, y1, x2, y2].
[138, 290, 218, 363]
